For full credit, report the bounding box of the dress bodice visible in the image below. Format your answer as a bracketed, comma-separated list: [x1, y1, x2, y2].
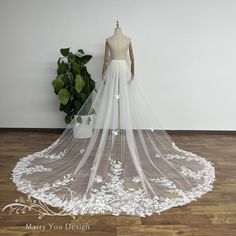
[106, 36, 131, 60]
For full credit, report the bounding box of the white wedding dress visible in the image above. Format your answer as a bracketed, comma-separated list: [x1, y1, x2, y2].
[12, 40, 215, 217]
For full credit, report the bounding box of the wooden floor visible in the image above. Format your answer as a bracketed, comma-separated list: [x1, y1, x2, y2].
[0, 130, 236, 236]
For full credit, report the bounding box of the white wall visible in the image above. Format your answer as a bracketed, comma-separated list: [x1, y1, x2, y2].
[0, 0, 236, 130]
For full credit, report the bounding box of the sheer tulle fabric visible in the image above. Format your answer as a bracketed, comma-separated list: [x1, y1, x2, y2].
[12, 59, 215, 217]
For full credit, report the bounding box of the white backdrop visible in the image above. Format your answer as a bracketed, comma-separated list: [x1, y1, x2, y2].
[0, 0, 236, 130]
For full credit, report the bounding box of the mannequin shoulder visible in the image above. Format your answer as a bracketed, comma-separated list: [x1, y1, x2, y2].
[126, 36, 131, 42]
[105, 35, 131, 47]
[105, 37, 113, 48]
[106, 37, 112, 44]
[125, 36, 132, 45]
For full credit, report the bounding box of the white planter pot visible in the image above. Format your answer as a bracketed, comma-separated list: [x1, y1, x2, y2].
[73, 114, 94, 139]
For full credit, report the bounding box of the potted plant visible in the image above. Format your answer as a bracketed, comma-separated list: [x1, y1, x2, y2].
[52, 47, 96, 138]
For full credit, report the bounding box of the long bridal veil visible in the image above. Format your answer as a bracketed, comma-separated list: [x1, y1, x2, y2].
[12, 59, 215, 217]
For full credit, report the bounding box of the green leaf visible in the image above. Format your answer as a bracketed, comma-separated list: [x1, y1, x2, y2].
[89, 79, 95, 90]
[71, 86, 80, 99]
[59, 101, 73, 113]
[72, 62, 81, 75]
[67, 72, 74, 81]
[82, 76, 90, 94]
[74, 100, 83, 112]
[80, 67, 88, 77]
[67, 72, 75, 85]
[65, 114, 74, 124]
[80, 92, 87, 103]
[60, 48, 70, 57]
[57, 61, 67, 75]
[75, 74, 85, 94]
[79, 55, 92, 65]
[68, 52, 75, 63]
[78, 49, 84, 54]
[58, 88, 70, 105]
[57, 57, 61, 66]
[52, 75, 64, 93]
[61, 74, 70, 85]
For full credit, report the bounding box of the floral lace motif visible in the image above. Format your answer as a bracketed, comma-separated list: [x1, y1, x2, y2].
[94, 175, 103, 183]
[132, 176, 141, 183]
[11, 141, 215, 217]
[11, 139, 66, 178]
[149, 177, 176, 189]
[181, 166, 204, 180]
[52, 173, 74, 187]
[24, 165, 53, 175]
[44, 149, 67, 160]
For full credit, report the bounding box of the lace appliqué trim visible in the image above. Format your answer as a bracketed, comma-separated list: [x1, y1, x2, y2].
[11, 140, 215, 217]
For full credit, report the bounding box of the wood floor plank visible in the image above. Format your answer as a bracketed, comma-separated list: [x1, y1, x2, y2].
[0, 130, 236, 235]
[117, 225, 192, 236]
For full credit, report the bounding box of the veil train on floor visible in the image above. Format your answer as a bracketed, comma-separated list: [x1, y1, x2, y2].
[11, 58, 215, 217]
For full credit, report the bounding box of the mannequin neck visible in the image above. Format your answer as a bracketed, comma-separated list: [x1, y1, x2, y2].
[114, 27, 123, 36]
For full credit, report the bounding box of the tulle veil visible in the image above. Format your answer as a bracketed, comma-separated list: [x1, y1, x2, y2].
[11, 57, 215, 217]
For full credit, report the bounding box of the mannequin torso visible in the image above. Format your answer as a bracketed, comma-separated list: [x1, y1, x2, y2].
[102, 23, 135, 79]
[106, 28, 131, 60]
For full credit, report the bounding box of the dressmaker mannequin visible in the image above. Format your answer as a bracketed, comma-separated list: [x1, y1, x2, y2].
[102, 21, 135, 79]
